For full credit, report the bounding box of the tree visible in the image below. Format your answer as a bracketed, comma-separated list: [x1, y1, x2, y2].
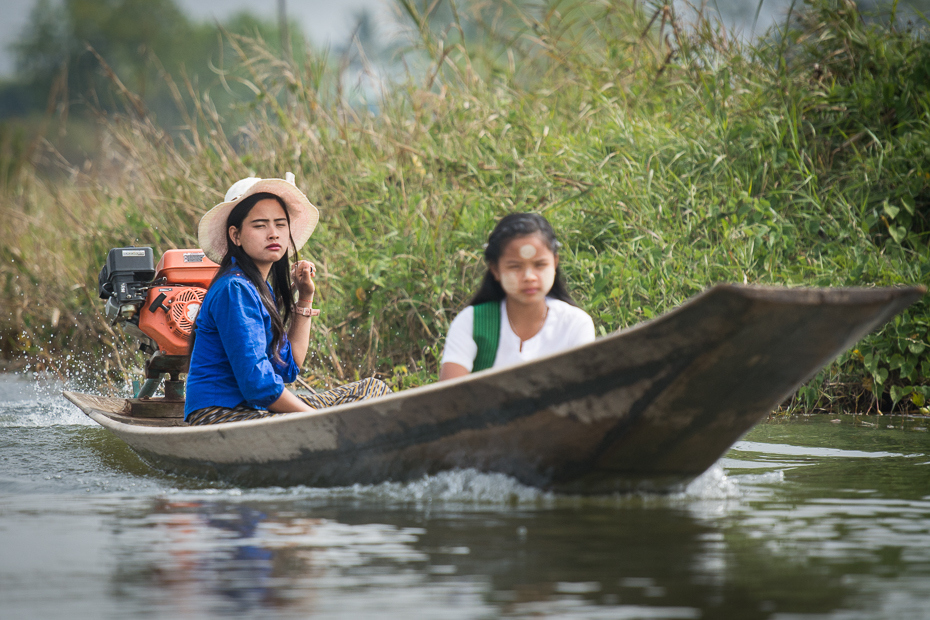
[12, 0, 196, 110]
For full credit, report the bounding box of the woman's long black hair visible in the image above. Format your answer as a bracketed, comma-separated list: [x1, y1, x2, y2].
[468, 212, 578, 307]
[190, 192, 297, 360]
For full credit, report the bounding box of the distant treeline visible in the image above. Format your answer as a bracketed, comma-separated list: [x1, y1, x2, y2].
[0, 0, 352, 169]
[0, 0, 928, 413]
[1, 0, 297, 117]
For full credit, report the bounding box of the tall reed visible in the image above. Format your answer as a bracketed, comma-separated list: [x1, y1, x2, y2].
[0, 0, 927, 411]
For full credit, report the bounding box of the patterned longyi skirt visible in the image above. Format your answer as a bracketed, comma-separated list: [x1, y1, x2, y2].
[186, 377, 391, 426]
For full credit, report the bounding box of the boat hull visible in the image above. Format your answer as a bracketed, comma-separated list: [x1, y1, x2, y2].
[64, 284, 925, 493]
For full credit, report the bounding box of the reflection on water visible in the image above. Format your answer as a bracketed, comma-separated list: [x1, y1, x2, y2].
[149, 502, 287, 613]
[1, 374, 930, 619]
[101, 494, 724, 619]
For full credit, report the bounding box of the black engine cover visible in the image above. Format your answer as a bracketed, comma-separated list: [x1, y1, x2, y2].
[98, 247, 156, 304]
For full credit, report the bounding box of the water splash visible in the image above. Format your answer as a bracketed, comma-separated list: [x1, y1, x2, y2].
[0, 373, 97, 427]
[681, 464, 741, 501]
[166, 468, 556, 506]
[162, 465, 748, 507]
[354, 468, 554, 505]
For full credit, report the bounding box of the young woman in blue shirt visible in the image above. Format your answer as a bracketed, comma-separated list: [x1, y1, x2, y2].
[184, 175, 390, 425]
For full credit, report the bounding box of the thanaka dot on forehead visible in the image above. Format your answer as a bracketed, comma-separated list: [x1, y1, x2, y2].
[519, 244, 537, 259]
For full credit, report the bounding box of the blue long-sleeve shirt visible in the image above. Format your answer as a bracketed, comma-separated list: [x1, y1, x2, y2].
[184, 266, 299, 419]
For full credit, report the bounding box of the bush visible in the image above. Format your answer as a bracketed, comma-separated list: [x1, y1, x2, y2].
[0, 0, 927, 410]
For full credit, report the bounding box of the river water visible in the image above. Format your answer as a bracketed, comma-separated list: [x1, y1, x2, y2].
[1, 373, 929, 619]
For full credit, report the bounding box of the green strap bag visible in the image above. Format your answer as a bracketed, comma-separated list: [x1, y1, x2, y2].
[472, 301, 501, 372]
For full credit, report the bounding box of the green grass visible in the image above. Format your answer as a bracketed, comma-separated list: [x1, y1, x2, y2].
[1, 0, 928, 412]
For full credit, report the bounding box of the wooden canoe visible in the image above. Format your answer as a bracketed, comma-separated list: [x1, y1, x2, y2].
[64, 284, 925, 494]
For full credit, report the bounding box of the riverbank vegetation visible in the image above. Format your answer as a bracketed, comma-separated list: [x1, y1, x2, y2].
[1, 0, 927, 413]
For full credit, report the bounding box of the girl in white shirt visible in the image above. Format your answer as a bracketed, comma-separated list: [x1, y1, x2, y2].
[439, 213, 595, 380]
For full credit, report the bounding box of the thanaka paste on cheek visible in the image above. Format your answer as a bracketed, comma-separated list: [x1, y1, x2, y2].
[519, 244, 537, 259]
[499, 266, 556, 298]
[539, 265, 555, 295]
[500, 271, 521, 296]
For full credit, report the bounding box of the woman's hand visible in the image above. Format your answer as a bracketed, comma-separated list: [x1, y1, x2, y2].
[291, 260, 316, 301]
[288, 260, 316, 366]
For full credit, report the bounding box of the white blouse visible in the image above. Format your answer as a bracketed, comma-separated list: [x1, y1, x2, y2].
[441, 298, 596, 372]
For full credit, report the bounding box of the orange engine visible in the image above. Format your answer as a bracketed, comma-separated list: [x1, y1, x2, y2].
[138, 249, 218, 355]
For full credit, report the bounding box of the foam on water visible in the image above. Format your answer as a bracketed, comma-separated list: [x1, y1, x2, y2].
[0, 373, 97, 427]
[359, 468, 555, 504]
[0, 398, 92, 427]
[166, 468, 557, 506]
[159, 465, 749, 508]
[680, 464, 742, 500]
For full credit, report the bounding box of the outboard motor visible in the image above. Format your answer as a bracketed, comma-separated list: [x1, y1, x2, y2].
[98, 248, 218, 406]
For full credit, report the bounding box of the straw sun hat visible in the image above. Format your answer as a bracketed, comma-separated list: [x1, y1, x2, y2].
[198, 172, 320, 264]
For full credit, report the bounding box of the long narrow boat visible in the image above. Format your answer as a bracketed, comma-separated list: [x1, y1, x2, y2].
[64, 284, 924, 493]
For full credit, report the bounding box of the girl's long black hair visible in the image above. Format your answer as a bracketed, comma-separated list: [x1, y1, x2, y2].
[189, 192, 297, 360]
[468, 212, 578, 307]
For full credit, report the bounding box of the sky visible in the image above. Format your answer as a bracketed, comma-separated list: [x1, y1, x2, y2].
[0, 0, 392, 77]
